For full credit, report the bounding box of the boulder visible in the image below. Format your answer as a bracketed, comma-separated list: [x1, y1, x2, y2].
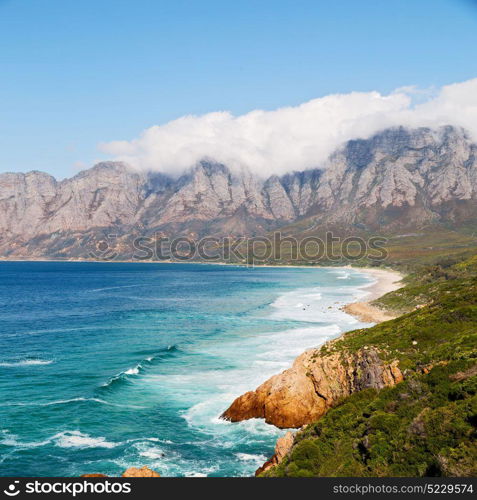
[122, 466, 161, 478]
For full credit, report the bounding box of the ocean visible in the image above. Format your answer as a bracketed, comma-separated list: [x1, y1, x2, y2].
[0, 262, 374, 477]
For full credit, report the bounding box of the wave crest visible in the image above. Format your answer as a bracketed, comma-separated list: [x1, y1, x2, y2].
[100, 345, 179, 390]
[0, 359, 53, 367]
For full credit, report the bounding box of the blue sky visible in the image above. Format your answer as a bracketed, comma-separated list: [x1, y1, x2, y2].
[1, 0, 477, 178]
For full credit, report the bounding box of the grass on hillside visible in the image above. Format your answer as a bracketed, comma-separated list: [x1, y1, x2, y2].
[264, 360, 477, 477]
[261, 256, 477, 477]
[222, 224, 477, 273]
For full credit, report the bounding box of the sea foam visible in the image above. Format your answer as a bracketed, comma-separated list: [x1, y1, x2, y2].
[52, 431, 119, 449]
[0, 263, 375, 477]
[0, 359, 53, 367]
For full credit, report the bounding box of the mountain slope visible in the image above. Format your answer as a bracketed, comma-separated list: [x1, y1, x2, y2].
[1, 125, 477, 259]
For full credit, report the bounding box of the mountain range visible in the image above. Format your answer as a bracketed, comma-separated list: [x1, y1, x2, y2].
[1, 125, 477, 259]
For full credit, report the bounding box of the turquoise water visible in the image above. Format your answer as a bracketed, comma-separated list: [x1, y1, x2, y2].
[0, 262, 373, 477]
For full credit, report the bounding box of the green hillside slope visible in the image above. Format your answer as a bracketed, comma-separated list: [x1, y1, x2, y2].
[263, 259, 477, 477]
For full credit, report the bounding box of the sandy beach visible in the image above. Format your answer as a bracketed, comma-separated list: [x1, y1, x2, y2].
[343, 268, 404, 323]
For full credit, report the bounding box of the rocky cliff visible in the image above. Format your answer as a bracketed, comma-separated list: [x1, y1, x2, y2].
[221, 342, 403, 429]
[1, 125, 477, 258]
[241, 260, 477, 477]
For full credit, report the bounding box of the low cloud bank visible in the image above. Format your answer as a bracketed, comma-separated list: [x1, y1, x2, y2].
[99, 78, 477, 177]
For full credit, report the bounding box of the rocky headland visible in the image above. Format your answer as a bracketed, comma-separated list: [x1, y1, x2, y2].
[221, 344, 403, 429]
[221, 268, 405, 473]
[221, 259, 477, 477]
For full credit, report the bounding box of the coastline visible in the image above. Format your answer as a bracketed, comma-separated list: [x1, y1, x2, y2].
[0, 258, 404, 322]
[221, 266, 406, 474]
[0, 259, 405, 476]
[343, 268, 404, 323]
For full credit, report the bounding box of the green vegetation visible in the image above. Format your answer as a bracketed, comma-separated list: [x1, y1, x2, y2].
[264, 361, 476, 477]
[237, 218, 477, 271]
[374, 253, 477, 314]
[262, 256, 477, 477]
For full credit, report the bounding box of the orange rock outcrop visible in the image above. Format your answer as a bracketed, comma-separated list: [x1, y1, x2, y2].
[222, 345, 403, 429]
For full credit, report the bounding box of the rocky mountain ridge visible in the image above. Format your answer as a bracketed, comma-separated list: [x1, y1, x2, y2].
[1, 125, 476, 258]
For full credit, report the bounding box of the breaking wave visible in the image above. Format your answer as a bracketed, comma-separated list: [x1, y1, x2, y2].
[100, 345, 179, 390]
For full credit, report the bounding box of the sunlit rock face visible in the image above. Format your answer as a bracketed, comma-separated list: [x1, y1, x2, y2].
[221, 344, 403, 429]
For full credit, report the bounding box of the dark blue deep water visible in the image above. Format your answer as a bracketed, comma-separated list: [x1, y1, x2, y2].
[0, 262, 372, 477]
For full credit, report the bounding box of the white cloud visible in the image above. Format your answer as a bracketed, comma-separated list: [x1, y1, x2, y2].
[99, 78, 477, 177]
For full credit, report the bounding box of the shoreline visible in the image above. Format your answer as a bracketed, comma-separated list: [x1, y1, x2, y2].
[0, 256, 404, 322]
[0, 257, 404, 323]
[221, 266, 406, 475]
[342, 268, 404, 323]
[0, 258, 405, 477]
[0, 257, 402, 271]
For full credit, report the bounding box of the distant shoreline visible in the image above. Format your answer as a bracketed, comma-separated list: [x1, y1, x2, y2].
[0, 257, 404, 323]
[0, 257, 400, 271]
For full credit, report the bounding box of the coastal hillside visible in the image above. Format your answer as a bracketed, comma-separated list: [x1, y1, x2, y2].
[223, 257, 477, 477]
[1, 126, 477, 259]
